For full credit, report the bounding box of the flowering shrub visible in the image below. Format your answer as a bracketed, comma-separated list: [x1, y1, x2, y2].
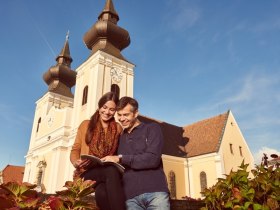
[0, 182, 40, 209]
[0, 178, 96, 210]
[201, 160, 280, 210]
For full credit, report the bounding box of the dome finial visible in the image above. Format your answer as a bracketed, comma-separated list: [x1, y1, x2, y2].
[83, 0, 130, 60]
[43, 35, 76, 98]
[66, 30, 70, 41]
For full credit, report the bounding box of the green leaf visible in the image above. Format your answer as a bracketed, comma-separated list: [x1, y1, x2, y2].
[0, 182, 21, 197]
[17, 197, 40, 208]
[224, 201, 233, 208]
[252, 203, 263, 210]
[244, 201, 252, 209]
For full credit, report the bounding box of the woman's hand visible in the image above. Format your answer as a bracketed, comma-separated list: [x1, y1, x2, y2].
[74, 159, 92, 169]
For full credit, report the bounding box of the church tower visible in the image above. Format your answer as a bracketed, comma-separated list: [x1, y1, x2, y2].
[72, 0, 135, 129]
[23, 34, 77, 193]
[23, 0, 134, 193]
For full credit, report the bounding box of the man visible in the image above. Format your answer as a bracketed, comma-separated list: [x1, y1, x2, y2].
[103, 96, 170, 210]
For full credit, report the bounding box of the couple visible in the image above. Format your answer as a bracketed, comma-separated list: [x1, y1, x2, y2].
[70, 92, 170, 210]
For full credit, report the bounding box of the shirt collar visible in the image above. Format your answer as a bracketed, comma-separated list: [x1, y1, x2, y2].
[123, 120, 143, 134]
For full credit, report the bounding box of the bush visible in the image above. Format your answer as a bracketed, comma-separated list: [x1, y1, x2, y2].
[201, 160, 280, 210]
[0, 178, 96, 210]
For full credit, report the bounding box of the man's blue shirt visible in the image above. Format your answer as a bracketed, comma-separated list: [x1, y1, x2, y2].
[118, 122, 169, 200]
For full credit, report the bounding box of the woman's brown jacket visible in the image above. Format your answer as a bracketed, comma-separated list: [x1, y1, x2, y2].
[70, 120, 122, 166]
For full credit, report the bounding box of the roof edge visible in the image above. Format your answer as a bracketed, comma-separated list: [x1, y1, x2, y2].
[215, 110, 231, 152]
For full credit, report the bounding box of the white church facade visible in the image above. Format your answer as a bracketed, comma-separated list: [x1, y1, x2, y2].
[23, 0, 254, 199]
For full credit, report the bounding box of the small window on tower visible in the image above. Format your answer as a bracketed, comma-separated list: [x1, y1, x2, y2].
[239, 146, 243, 157]
[82, 86, 88, 105]
[230, 143, 234, 155]
[36, 117, 41, 132]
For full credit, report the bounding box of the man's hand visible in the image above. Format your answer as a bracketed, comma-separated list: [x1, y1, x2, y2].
[101, 155, 120, 163]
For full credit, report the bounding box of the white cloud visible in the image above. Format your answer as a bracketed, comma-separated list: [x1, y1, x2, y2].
[0, 104, 12, 122]
[253, 147, 280, 166]
[251, 18, 280, 33]
[174, 70, 280, 155]
[164, 1, 201, 31]
[172, 8, 201, 30]
[0, 103, 32, 126]
[227, 38, 241, 64]
[214, 71, 280, 108]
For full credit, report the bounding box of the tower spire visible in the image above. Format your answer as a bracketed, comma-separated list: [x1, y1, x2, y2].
[43, 33, 76, 98]
[56, 31, 72, 65]
[83, 0, 130, 60]
[66, 30, 69, 41]
[98, 0, 119, 23]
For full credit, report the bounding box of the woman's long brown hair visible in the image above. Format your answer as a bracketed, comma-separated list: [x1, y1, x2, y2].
[85, 92, 119, 145]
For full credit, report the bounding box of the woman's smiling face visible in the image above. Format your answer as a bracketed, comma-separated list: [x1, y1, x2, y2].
[99, 100, 117, 122]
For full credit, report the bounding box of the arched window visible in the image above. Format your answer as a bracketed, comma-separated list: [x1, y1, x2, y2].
[37, 169, 43, 185]
[111, 84, 120, 99]
[36, 117, 41, 132]
[82, 86, 88, 105]
[200, 171, 207, 193]
[168, 171, 176, 199]
[37, 160, 47, 186]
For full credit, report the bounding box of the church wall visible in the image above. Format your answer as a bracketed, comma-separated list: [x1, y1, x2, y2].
[162, 155, 188, 200]
[219, 112, 254, 176]
[187, 153, 222, 198]
[51, 147, 69, 192]
[126, 69, 134, 97]
[32, 108, 72, 149]
[73, 55, 99, 129]
[162, 153, 225, 199]
[43, 152, 53, 192]
[24, 99, 74, 192]
[72, 51, 135, 131]
[25, 145, 69, 193]
[64, 147, 76, 181]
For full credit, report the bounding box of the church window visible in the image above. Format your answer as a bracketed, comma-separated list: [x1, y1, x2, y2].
[82, 86, 88, 105]
[230, 143, 234, 155]
[200, 171, 207, 193]
[37, 160, 47, 186]
[111, 84, 120, 99]
[239, 146, 243, 156]
[168, 171, 176, 199]
[37, 169, 43, 185]
[36, 117, 41, 132]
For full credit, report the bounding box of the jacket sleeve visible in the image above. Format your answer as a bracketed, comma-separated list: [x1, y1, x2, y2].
[70, 121, 88, 165]
[121, 123, 163, 170]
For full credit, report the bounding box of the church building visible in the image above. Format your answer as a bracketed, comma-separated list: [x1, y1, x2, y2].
[23, 0, 254, 199]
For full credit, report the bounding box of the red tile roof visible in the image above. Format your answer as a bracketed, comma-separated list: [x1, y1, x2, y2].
[182, 111, 229, 157]
[1, 165, 25, 183]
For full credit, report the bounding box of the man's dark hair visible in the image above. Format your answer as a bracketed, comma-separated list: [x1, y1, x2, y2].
[117, 96, 138, 112]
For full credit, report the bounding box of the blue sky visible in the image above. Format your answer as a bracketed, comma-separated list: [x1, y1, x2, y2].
[1, 0, 279, 170]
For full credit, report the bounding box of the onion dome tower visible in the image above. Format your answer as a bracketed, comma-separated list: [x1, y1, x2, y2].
[43, 33, 77, 98]
[83, 0, 130, 61]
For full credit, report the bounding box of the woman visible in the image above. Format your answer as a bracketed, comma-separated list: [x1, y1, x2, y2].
[70, 92, 125, 210]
